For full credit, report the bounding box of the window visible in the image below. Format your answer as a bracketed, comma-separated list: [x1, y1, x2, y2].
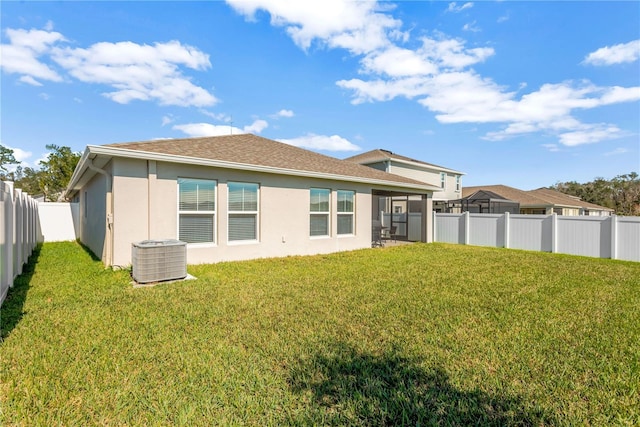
[84, 191, 87, 218]
[178, 178, 216, 244]
[337, 190, 355, 235]
[228, 182, 259, 241]
[455, 175, 461, 192]
[440, 172, 446, 189]
[310, 188, 330, 236]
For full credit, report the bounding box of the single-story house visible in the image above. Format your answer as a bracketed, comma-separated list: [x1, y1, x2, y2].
[346, 149, 464, 211]
[65, 134, 440, 267]
[461, 185, 613, 216]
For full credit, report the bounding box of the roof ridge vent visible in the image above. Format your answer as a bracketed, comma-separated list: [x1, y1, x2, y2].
[380, 149, 393, 154]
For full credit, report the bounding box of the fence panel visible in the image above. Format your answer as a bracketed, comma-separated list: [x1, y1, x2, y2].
[617, 217, 640, 261]
[556, 216, 611, 259]
[434, 212, 639, 262]
[38, 203, 80, 242]
[509, 215, 547, 251]
[434, 213, 464, 244]
[1, 181, 40, 306]
[469, 214, 503, 247]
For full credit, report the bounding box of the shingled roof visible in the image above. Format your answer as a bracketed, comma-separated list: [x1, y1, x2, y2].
[345, 149, 463, 174]
[463, 185, 613, 211]
[462, 185, 550, 206]
[68, 134, 439, 193]
[529, 188, 613, 211]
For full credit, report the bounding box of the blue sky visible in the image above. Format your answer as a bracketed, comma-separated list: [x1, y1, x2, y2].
[2, 1, 639, 190]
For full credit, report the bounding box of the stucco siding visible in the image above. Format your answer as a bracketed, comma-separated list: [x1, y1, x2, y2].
[388, 162, 461, 201]
[108, 160, 375, 266]
[80, 163, 108, 261]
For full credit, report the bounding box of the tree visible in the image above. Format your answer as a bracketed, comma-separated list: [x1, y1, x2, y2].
[36, 144, 81, 201]
[0, 145, 20, 177]
[552, 172, 640, 216]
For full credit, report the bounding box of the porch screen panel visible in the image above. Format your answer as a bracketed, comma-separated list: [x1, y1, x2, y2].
[310, 188, 330, 236]
[178, 178, 216, 244]
[228, 182, 259, 242]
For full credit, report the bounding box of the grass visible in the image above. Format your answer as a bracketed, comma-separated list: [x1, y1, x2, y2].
[1, 241, 639, 426]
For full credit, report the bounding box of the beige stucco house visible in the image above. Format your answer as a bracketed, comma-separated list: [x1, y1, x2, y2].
[65, 134, 440, 267]
[346, 149, 465, 212]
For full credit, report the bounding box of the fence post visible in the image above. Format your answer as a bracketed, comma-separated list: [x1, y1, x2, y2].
[551, 213, 557, 254]
[610, 215, 617, 260]
[432, 210, 437, 242]
[504, 211, 510, 248]
[464, 211, 470, 245]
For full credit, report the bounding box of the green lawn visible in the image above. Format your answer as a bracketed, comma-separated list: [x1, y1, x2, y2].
[1, 242, 639, 426]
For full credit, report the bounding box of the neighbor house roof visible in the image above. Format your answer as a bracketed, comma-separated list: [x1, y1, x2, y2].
[529, 188, 613, 212]
[345, 149, 464, 175]
[462, 185, 613, 211]
[66, 134, 441, 195]
[462, 185, 550, 207]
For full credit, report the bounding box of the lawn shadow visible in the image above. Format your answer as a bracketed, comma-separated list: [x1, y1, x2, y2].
[287, 342, 555, 426]
[76, 239, 101, 262]
[1, 244, 41, 341]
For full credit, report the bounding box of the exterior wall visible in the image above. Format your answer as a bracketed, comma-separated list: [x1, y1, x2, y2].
[79, 163, 109, 262]
[388, 161, 461, 201]
[109, 159, 376, 266]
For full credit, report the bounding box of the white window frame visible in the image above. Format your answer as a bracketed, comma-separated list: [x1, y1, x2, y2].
[440, 172, 446, 189]
[177, 178, 217, 245]
[455, 175, 461, 192]
[227, 181, 259, 243]
[337, 190, 355, 236]
[310, 188, 330, 238]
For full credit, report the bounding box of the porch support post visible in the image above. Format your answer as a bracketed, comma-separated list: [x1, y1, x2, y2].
[421, 193, 433, 243]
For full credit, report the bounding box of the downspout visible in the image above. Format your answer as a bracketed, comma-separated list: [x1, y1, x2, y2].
[87, 159, 114, 267]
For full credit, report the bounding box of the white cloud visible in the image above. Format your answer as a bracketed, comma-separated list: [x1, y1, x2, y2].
[583, 40, 640, 66]
[162, 115, 174, 126]
[173, 123, 243, 137]
[275, 109, 294, 118]
[173, 119, 268, 137]
[604, 147, 628, 156]
[0, 28, 65, 84]
[447, 2, 473, 13]
[19, 75, 43, 86]
[226, 1, 639, 148]
[244, 119, 269, 133]
[51, 40, 217, 107]
[558, 124, 623, 147]
[278, 133, 360, 151]
[2, 26, 217, 108]
[199, 110, 232, 122]
[226, 0, 401, 54]
[39, 92, 50, 100]
[497, 15, 509, 24]
[462, 21, 480, 32]
[541, 144, 560, 152]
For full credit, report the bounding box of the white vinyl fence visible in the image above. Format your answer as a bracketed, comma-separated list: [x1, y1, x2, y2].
[434, 212, 640, 262]
[1, 181, 41, 305]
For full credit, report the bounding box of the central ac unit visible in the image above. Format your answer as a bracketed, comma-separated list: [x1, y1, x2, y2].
[132, 239, 187, 284]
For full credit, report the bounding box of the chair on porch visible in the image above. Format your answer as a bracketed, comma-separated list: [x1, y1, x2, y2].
[372, 220, 384, 247]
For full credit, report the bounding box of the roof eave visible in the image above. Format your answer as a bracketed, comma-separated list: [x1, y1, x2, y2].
[68, 145, 438, 194]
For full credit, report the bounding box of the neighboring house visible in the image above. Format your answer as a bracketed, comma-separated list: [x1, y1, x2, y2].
[528, 188, 613, 216]
[461, 185, 613, 216]
[345, 149, 465, 213]
[65, 134, 440, 267]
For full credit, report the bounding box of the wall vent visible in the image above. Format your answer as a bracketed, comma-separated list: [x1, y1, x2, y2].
[132, 240, 187, 284]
